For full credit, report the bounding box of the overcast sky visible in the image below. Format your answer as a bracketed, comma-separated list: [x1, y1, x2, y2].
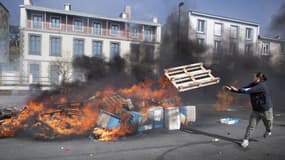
[1, 0, 284, 36]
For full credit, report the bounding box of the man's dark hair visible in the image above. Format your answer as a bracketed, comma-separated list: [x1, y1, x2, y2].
[256, 72, 268, 81]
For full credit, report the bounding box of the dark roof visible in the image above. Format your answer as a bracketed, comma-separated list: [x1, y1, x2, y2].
[0, 2, 9, 14]
[259, 36, 285, 43]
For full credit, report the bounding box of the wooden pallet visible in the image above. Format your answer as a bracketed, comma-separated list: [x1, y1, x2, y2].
[164, 63, 220, 92]
[102, 95, 126, 107]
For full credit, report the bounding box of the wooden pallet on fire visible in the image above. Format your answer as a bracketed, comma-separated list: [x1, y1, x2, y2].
[102, 95, 134, 111]
[164, 63, 220, 92]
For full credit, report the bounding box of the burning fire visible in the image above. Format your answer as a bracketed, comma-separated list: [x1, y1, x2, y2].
[93, 112, 133, 141]
[0, 77, 180, 141]
[213, 81, 239, 111]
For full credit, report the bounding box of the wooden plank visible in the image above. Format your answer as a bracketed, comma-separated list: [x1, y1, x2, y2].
[166, 66, 202, 75]
[177, 79, 219, 90]
[178, 81, 220, 92]
[102, 95, 126, 107]
[164, 63, 202, 73]
[173, 71, 212, 83]
[164, 63, 220, 92]
[177, 77, 219, 88]
[171, 70, 211, 81]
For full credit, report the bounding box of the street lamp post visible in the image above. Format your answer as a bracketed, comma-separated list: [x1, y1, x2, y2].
[177, 2, 184, 54]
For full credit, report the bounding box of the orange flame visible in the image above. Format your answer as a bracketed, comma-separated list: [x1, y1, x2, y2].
[213, 81, 239, 111]
[93, 112, 133, 141]
[0, 101, 44, 137]
[0, 77, 181, 141]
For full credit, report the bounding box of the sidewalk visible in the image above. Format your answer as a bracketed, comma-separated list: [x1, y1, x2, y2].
[0, 95, 29, 108]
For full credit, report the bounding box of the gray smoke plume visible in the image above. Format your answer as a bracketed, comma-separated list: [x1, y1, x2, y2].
[270, 3, 285, 39]
[159, 7, 206, 70]
[33, 3, 285, 111]
[158, 6, 285, 111]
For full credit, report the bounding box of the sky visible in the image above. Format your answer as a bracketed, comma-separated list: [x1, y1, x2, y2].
[1, 0, 284, 36]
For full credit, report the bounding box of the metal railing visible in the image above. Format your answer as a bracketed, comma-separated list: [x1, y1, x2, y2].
[26, 21, 159, 43]
[0, 74, 55, 91]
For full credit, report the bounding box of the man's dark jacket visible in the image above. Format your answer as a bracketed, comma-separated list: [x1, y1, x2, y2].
[232, 82, 273, 111]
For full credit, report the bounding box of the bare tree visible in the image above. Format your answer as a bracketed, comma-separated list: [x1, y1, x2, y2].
[50, 57, 73, 84]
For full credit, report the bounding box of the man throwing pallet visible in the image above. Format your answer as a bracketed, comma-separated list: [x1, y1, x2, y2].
[225, 72, 273, 148]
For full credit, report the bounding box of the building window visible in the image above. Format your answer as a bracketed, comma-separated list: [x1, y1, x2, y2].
[230, 25, 238, 39]
[50, 36, 61, 57]
[93, 22, 102, 35]
[32, 15, 42, 29]
[131, 27, 138, 37]
[93, 41, 103, 57]
[111, 24, 120, 35]
[29, 34, 41, 55]
[214, 23, 222, 36]
[197, 19, 205, 33]
[50, 16, 61, 28]
[261, 42, 270, 55]
[50, 65, 60, 84]
[230, 42, 238, 54]
[74, 18, 83, 31]
[245, 44, 253, 54]
[29, 63, 40, 83]
[144, 27, 152, 41]
[73, 38, 84, 56]
[110, 42, 120, 58]
[245, 28, 253, 40]
[214, 40, 222, 52]
[280, 43, 285, 54]
[197, 38, 204, 46]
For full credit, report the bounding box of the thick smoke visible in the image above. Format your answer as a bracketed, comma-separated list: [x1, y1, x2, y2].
[270, 3, 285, 39]
[34, 3, 285, 111]
[159, 7, 206, 70]
[34, 50, 157, 102]
[158, 6, 285, 111]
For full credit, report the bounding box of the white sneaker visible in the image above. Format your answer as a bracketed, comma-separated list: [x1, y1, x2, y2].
[264, 132, 272, 138]
[241, 139, 249, 148]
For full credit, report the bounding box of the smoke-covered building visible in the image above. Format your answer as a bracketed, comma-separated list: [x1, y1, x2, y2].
[188, 10, 285, 58]
[0, 2, 9, 64]
[258, 36, 285, 56]
[188, 10, 260, 55]
[19, 0, 161, 86]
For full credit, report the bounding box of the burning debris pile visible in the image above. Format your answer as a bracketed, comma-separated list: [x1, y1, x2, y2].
[0, 105, 22, 122]
[0, 63, 220, 141]
[0, 77, 184, 141]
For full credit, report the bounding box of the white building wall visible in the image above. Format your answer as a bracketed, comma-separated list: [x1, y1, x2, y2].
[22, 30, 134, 80]
[188, 11, 259, 55]
[257, 38, 284, 56]
[19, 6, 27, 29]
[269, 42, 281, 55]
[16, 3, 161, 89]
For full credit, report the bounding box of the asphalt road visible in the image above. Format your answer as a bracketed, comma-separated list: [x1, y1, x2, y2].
[1, 96, 285, 160]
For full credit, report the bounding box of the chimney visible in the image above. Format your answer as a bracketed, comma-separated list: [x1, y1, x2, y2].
[152, 17, 158, 23]
[24, 0, 32, 5]
[64, 3, 71, 11]
[124, 5, 131, 19]
[120, 12, 127, 19]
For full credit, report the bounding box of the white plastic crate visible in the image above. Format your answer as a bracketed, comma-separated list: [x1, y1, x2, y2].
[164, 107, 181, 130]
[180, 105, 196, 124]
[147, 106, 164, 128]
